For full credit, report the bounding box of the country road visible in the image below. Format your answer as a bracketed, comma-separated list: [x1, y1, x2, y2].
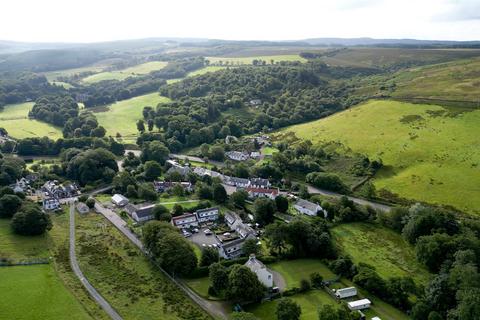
[94, 201, 228, 319]
[69, 203, 123, 320]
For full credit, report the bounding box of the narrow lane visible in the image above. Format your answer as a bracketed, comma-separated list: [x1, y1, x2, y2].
[69, 203, 123, 320]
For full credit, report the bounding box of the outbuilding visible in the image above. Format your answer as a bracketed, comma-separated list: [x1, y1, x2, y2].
[335, 286, 357, 299]
[347, 299, 371, 311]
[76, 202, 90, 214]
[111, 194, 129, 207]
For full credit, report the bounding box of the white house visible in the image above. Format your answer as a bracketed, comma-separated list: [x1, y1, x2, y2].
[335, 287, 357, 299]
[172, 213, 199, 229]
[245, 187, 278, 199]
[43, 198, 60, 211]
[225, 151, 249, 161]
[250, 151, 261, 159]
[223, 176, 250, 188]
[111, 194, 129, 207]
[294, 199, 326, 218]
[244, 254, 273, 288]
[131, 205, 154, 223]
[347, 299, 371, 311]
[195, 207, 219, 223]
[250, 178, 270, 189]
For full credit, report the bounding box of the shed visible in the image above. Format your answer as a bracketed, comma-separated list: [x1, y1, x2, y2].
[335, 286, 357, 299]
[76, 202, 90, 214]
[347, 299, 371, 311]
[111, 194, 129, 207]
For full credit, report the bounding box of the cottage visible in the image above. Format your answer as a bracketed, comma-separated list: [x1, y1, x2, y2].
[335, 287, 357, 299]
[172, 213, 199, 229]
[193, 167, 225, 180]
[224, 212, 256, 239]
[131, 205, 154, 223]
[42, 180, 79, 199]
[218, 234, 256, 259]
[154, 181, 193, 193]
[225, 151, 249, 161]
[195, 207, 219, 223]
[244, 254, 273, 288]
[250, 151, 261, 159]
[250, 177, 270, 189]
[223, 176, 250, 188]
[294, 199, 326, 218]
[347, 299, 371, 311]
[43, 198, 60, 211]
[245, 187, 278, 199]
[111, 194, 129, 207]
[76, 202, 90, 214]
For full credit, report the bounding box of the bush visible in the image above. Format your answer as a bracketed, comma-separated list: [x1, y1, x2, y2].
[11, 203, 52, 236]
[299, 279, 311, 292]
[310, 272, 324, 288]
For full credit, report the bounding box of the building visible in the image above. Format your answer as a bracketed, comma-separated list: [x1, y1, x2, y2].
[42, 180, 79, 199]
[294, 199, 327, 218]
[193, 167, 225, 180]
[223, 176, 250, 188]
[111, 194, 129, 207]
[218, 212, 257, 259]
[166, 160, 191, 177]
[43, 198, 60, 211]
[154, 181, 193, 193]
[335, 287, 357, 299]
[172, 213, 199, 229]
[250, 178, 270, 189]
[372, 317, 382, 320]
[218, 236, 256, 260]
[249, 99, 262, 106]
[347, 299, 371, 311]
[225, 151, 249, 161]
[76, 202, 90, 214]
[195, 207, 219, 223]
[245, 187, 278, 199]
[129, 204, 154, 222]
[250, 151, 261, 159]
[244, 254, 273, 288]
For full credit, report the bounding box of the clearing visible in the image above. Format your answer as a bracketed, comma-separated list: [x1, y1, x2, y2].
[91, 92, 170, 142]
[206, 55, 307, 65]
[82, 61, 168, 83]
[167, 66, 226, 84]
[0, 102, 63, 139]
[278, 99, 480, 215]
[331, 222, 431, 285]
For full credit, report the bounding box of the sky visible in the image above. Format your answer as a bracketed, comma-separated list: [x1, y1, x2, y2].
[1, 0, 479, 43]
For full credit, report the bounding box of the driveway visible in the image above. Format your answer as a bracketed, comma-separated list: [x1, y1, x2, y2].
[270, 269, 287, 292]
[190, 228, 221, 247]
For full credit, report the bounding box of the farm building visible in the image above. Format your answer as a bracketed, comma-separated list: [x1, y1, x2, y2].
[76, 202, 89, 214]
[111, 194, 129, 207]
[244, 254, 273, 288]
[294, 199, 326, 217]
[334, 287, 357, 299]
[347, 299, 371, 311]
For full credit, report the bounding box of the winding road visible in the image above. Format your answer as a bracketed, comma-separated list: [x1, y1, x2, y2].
[69, 203, 123, 320]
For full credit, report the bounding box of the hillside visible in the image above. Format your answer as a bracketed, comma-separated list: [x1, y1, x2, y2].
[277, 99, 480, 215]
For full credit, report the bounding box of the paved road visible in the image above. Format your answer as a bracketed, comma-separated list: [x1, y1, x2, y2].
[94, 202, 228, 319]
[69, 204, 123, 320]
[306, 185, 392, 212]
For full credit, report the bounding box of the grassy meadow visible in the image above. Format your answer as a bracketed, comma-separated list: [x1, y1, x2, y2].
[331, 223, 431, 285]
[206, 55, 307, 65]
[278, 99, 480, 215]
[167, 66, 226, 84]
[92, 92, 170, 141]
[0, 102, 63, 139]
[82, 61, 168, 83]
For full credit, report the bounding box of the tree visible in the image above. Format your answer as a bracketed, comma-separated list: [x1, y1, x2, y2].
[126, 185, 137, 198]
[231, 312, 258, 320]
[200, 247, 219, 267]
[200, 143, 210, 158]
[242, 238, 260, 256]
[11, 203, 52, 236]
[264, 221, 287, 255]
[209, 146, 225, 161]
[142, 221, 177, 256]
[317, 305, 339, 320]
[310, 272, 323, 288]
[227, 265, 265, 303]
[136, 119, 145, 133]
[147, 118, 154, 131]
[152, 204, 171, 221]
[275, 195, 289, 213]
[171, 184, 185, 197]
[209, 262, 229, 294]
[66, 148, 118, 186]
[85, 198, 95, 209]
[455, 288, 480, 320]
[276, 298, 301, 320]
[140, 141, 170, 165]
[411, 302, 432, 320]
[299, 279, 311, 292]
[172, 204, 184, 216]
[156, 233, 197, 276]
[196, 183, 213, 200]
[305, 172, 349, 194]
[137, 183, 157, 201]
[254, 198, 276, 226]
[231, 190, 248, 208]
[213, 184, 228, 203]
[0, 194, 22, 218]
[144, 161, 162, 181]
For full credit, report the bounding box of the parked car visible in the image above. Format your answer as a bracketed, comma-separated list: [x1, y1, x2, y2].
[193, 228, 199, 233]
[204, 229, 213, 235]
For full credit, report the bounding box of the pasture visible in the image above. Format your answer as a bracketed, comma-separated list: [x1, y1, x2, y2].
[81, 61, 168, 83]
[278, 100, 480, 215]
[331, 223, 431, 285]
[167, 66, 226, 84]
[268, 259, 336, 289]
[92, 92, 170, 141]
[0, 102, 63, 139]
[206, 55, 307, 65]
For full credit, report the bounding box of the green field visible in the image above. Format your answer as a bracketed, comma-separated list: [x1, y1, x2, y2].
[185, 277, 211, 299]
[0, 102, 63, 139]
[331, 223, 431, 285]
[206, 55, 307, 65]
[82, 61, 168, 83]
[268, 259, 336, 289]
[0, 219, 50, 261]
[278, 99, 480, 214]
[0, 265, 91, 320]
[44, 65, 106, 81]
[167, 66, 226, 84]
[51, 80, 74, 89]
[92, 93, 170, 141]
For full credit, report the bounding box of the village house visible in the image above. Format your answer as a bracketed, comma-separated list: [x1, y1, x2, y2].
[172, 212, 199, 228]
[153, 181, 193, 193]
[250, 177, 270, 189]
[223, 176, 250, 188]
[294, 198, 327, 218]
[124, 204, 155, 223]
[193, 167, 225, 180]
[195, 207, 219, 223]
[245, 187, 279, 200]
[42, 180, 79, 199]
[244, 254, 273, 288]
[250, 151, 261, 159]
[111, 194, 129, 207]
[218, 212, 258, 259]
[225, 151, 249, 161]
[43, 198, 60, 211]
[166, 160, 191, 177]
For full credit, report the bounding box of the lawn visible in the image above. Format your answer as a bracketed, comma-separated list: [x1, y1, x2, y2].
[206, 55, 307, 65]
[0, 265, 91, 320]
[268, 259, 336, 289]
[185, 276, 211, 299]
[0, 219, 49, 261]
[278, 99, 480, 215]
[166, 66, 226, 84]
[0, 102, 63, 139]
[331, 223, 431, 285]
[92, 92, 170, 141]
[75, 212, 209, 320]
[82, 61, 168, 83]
[261, 146, 279, 156]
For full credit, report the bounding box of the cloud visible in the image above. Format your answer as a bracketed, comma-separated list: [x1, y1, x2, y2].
[435, 0, 480, 21]
[335, 0, 384, 10]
